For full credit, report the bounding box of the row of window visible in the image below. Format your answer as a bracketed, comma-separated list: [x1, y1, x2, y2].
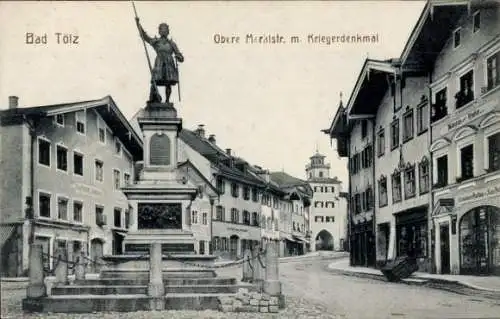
[452, 10, 481, 50]
[292, 221, 306, 232]
[350, 144, 373, 174]
[214, 206, 260, 226]
[313, 201, 336, 208]
[261, 215, 279, 231]
[216, 177, 260, 201]
[434, 132, 500, 188]
[216, 178, 298, 213]
[432, 50, 499, 123]
[375, 102, 429, 159]
[53, 113, 125, 157]
[314, 216, 335, 223]
[38, 138, 131, 188]
[371, 50, 499, 156]
[212, 237, 260, 252]
[358, 133, 500, 210]
[378, 158, 430, 206]
[313, 185, 335, 193]
[352, 188, 373, 214]
[191, 211, 208, 225]
[37, 191, 130, 228]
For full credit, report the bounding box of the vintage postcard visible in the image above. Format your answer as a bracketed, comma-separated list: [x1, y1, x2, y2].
[1, 0, 500, 318]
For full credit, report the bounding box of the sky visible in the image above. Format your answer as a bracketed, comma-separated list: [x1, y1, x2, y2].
[0, 1, 425, 187]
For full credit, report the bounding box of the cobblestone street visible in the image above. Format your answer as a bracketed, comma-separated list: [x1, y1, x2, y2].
[3, 256, 500, 318]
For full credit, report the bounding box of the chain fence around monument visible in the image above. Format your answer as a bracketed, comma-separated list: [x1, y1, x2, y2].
[39, 249, 267, 276]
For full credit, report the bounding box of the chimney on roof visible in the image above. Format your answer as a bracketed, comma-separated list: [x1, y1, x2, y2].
[208, 134, 216, 144]
[195, 124, 205, 138]
[8, 96, 19, 109]
[226, 148, 231, 156]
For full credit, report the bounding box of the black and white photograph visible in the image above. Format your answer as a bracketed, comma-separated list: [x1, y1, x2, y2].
[0, 0, 499, 318]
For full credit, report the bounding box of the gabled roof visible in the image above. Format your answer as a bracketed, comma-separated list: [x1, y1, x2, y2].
[400, 0, 472, 70]
[322, 99, 349, 137]
[346, 58, 399, 117]
[179, 129, 221, 157]
[270, 171, 307, 188]
[177, 128, 265, 187]
[270, 171, 313, 199]
[1, 96, 143, 160]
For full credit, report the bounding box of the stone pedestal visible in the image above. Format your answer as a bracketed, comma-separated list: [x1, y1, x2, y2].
[252, 246, 264, 285]
[263, 242, 282, 296]
[242, 249, 253, 282]
[148, 243, 165, 310]
[26, 244, 46, 298]
[74, 251, 86, 281]
[54, 247, 69, 285]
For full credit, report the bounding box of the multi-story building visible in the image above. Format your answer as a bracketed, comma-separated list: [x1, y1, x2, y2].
[177, 125, 263, 259]
[251, 167, 281, 248]
[0, 96, 143, 276]
[270, 172, 312, 256]
[326, 0, 500, 275]
[339, 56, 432, 271]
[326, 97, 376, 267]
[306, 151, 348, 252]
[414, 1, 500, 275]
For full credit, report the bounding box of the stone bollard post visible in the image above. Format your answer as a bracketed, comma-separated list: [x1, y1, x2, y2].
[251, 245, 264, 287]
[26, 244, 46, 298]
[241, 249, 253, 282]
[74, 251, 86, 281]
[148, 242, 165, 310]
[54, 247, 69, 285]
[263, 241, 282, 296]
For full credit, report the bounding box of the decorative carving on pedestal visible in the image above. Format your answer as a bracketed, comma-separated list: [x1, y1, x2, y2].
[138, 203, 182, 229]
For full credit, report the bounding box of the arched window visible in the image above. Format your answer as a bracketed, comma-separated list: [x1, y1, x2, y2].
[150, 133, 171, 165]
[319, 171, 324, 178]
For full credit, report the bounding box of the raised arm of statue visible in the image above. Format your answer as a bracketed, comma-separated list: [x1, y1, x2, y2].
[171, 40, 184, 63]
[135, 18, 153, 45]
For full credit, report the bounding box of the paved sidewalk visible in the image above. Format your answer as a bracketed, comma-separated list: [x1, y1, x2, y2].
[328, 258, 500, 295]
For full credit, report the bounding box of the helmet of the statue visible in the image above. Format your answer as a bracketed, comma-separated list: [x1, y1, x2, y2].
[158, 23, 169, 36]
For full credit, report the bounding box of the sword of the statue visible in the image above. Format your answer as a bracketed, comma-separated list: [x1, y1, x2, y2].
[131, 1, 162, 102]
[173, 44, 182, 102]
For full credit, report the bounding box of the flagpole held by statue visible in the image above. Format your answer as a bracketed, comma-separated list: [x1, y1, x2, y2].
[132, 1, 183, 106]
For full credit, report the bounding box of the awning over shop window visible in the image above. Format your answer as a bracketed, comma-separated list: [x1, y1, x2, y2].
[112, 229, 128, 237]
[293, 236, 309, 244]
[282, 235, 297, 242]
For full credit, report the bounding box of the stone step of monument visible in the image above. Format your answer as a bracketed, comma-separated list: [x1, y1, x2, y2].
[74, 277, 237, 286]
[99, 268, 216, 280]
[23, 293, 236, 313]
[165, 284, 239, 294]
[22, 294, 151, 313]
[52, 283, 245, 295]
[164, 293, 234, 311]
[51, 285, 148, 295]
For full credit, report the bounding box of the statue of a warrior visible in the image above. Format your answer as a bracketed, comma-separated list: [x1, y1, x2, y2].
[135, 18, 184, 104]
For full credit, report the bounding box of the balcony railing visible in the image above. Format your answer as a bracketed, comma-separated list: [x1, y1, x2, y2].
[455, 90, 474, 109]
[431, 103, 447, 123]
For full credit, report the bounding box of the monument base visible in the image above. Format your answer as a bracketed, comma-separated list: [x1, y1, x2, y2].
[144, 102, 177, 118]
[123, 229, 197, 255]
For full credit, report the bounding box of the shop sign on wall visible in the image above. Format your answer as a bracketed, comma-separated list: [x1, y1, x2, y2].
[440, 99, 496, 135]
[72, 183, 103, 197]
[456, 185, 500, 204]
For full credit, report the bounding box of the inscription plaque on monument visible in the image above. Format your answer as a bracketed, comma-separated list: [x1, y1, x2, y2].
[138, 203, 182, 229]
